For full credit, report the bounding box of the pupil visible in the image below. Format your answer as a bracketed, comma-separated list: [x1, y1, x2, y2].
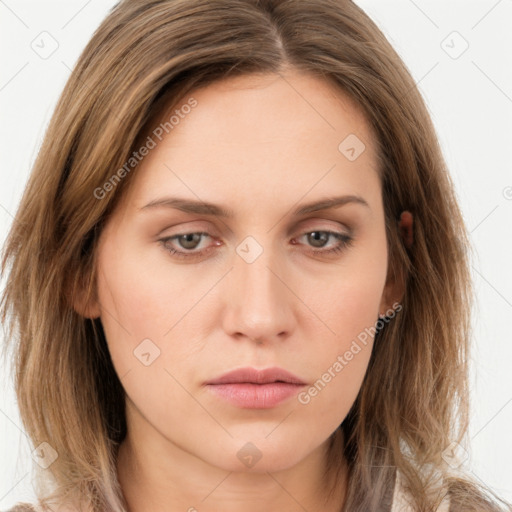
[309, 231, 327, 248]
[180, 233, 200, 249]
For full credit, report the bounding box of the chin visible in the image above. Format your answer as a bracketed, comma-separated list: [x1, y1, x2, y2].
[202, 436, 316, 474]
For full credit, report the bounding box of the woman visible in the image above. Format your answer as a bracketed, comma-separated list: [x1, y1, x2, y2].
[1, 1, 510, 511]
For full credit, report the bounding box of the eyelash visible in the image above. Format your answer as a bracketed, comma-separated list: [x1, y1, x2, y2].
[158, 230, 354, 260]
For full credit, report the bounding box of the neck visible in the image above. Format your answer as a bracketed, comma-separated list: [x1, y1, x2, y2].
[116, 420, 348, 512]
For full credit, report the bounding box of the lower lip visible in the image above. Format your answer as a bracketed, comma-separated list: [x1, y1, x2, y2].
[206, 382, 305, 409]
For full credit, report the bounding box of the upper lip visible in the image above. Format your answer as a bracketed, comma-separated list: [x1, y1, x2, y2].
[205, 366, 306, 385]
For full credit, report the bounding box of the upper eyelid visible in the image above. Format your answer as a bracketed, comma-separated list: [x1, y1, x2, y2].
[161, 217, 352, 237]
[165, 226, 350, 238]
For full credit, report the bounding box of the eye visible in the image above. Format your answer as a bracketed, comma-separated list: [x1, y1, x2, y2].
[292, 231, 354, 256]
[159, 232, 216, 260]
[158, 229, 354, 260]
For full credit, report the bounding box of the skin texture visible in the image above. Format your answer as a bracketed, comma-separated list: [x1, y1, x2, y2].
[80, 69, 413, 512]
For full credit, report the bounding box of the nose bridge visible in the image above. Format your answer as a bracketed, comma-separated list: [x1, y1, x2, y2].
[222, 239, 293, 341]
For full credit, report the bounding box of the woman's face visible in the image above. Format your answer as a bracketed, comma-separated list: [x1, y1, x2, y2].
[90, 69, 397, 474]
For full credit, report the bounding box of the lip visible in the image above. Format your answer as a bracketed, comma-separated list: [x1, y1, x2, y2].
[206, 366, 306, 385]
[204, 367, 307, 409]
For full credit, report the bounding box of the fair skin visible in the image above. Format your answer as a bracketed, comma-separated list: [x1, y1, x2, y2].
[77, 69, 413, 512]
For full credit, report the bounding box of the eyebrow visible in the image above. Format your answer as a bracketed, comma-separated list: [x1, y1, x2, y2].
[139, 194, 370, 217]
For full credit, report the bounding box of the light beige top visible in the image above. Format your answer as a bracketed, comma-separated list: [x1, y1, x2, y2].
[392, 469, 451, 512]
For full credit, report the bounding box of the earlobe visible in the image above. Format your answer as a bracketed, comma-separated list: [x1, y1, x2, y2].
[398, 210, 413, 249]
[73, 294, 101, 319]
[67, 276, 101, 319]
[378, 278, 404, 319]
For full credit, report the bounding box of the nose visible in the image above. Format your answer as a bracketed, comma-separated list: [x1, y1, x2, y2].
[221, 244, 296, 345]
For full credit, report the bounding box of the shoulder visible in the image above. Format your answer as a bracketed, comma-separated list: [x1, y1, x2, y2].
[392, 469, 509, 512]
[392, 470, 450, 512]
[3, 504, 78, 512]
[444, 477, 508, 512]
[3, 504, 36, 512]
[3, 503, 77, 512]
[0, 500, 82, 512]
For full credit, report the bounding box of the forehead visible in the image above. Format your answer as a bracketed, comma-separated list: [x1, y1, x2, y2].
[122, 69, 380, 213]
[154, 70, 375, 150]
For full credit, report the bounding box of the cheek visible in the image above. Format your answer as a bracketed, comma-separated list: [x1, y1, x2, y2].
[298, 245, 387, 409]
[298, 283, 382, 414]
[95, 240, 168, 361]
[95, 238, 222, 384]
[307, 245, 387, 349]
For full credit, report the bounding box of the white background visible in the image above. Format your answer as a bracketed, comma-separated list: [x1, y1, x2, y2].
[1, 0, 511, 508]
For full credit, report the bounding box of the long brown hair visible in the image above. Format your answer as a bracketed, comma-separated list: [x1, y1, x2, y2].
[1, 1, 510, 511]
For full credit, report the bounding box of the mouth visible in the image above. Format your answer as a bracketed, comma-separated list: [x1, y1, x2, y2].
[204, 367, 307, 409]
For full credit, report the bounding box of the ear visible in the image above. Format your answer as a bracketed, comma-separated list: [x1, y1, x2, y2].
[398, 211, 413, 250]
[378, 210, 413, 316]
[73, 291, 101, 319]
[67, 272, 101, 319]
